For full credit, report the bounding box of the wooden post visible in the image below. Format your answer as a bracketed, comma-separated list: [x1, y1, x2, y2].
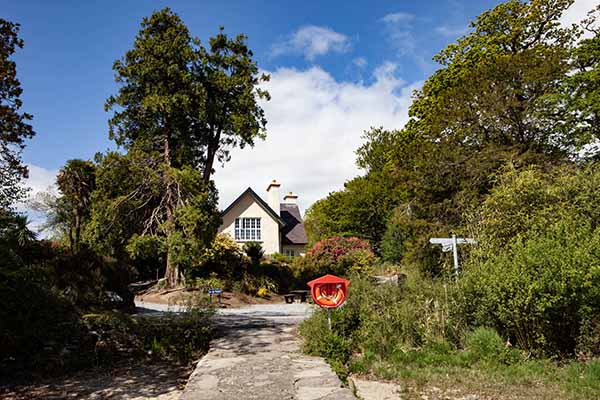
[452, 234, 459, 276]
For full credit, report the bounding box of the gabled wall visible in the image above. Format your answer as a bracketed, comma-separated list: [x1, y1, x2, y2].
[219, 191, 281, 254]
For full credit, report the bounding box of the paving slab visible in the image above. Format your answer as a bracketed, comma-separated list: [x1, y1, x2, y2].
[180, 304, 355, 400]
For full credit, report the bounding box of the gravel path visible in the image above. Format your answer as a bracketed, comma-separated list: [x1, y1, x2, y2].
[157, 302, 356, 400]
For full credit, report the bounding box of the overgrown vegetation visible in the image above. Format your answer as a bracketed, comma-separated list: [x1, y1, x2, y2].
[3, 1, 600, 396]
[0, 9, 263, 380]
[300, 1, 600, 397]
[300, 274, 600, 399]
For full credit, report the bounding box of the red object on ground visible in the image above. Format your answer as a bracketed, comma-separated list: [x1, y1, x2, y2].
[307, 274, 350, 309]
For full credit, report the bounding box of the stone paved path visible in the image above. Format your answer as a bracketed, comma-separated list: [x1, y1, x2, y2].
[180, 304, 356, 400]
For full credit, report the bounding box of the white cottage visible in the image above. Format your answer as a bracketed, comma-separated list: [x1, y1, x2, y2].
[219, 180, 308, 256]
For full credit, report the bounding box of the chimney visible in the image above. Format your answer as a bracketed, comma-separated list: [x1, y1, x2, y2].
[266, 179, 281, 215]
[283, 192, 298, 205]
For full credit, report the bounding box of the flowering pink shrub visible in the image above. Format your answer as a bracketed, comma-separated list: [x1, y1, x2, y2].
[303, 236, 376, 278]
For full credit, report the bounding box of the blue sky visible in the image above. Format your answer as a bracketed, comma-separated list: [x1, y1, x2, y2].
[4, 0, 596, 216]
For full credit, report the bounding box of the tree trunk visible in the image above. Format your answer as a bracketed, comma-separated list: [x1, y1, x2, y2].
[162, 121, 179, 288]
[68, 225, 74, 253]
[202, 129, 221, 185]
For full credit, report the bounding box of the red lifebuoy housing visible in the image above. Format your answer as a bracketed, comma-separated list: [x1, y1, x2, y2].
[307, 274, 350, 309]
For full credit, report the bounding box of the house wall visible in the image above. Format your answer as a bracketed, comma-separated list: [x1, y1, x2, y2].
[282, 244, 306, 257]
[219, 192, 281, 254]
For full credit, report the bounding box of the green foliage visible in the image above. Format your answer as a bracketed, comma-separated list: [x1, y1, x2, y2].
[192, 273, 224, 291]
[555, 5, 600, 154]
[0, 265, 81, 375]
[412, 0, 578, 154]
[126, 234, 166, 263]
[85, 150, 163, 259]
[56, 159, 96, 252]
[464, 327, 505, 362]
[0, 211, 141, 377]
[256, 260, 299, 293]
[243, 241, 264, 267]
[304, 172, 402, 246]
[194, 233, 244, 277]
[300, 273, 462, 380]
[103, 8, 266, 286]
[166, 169, 222, 273]
[105, 7, 269, 177]
[234, 272, 277, 296]
[381, 207, 435, 268]
[82, 307, 213, 364]
[0, 18, 35, 208]
[455, 164, 600, 356]
[459, 219, 600, 356]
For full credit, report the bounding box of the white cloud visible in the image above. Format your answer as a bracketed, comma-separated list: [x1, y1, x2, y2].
[382, 12, 415, 24]
[24, 164, 58, 198]
[381, 11, 418, 56]
[214, 65, 421, 213]
[18, 164, 58, 234]
[435, 25, 469, 38]
[560, 0, 597, 28]
[272, 26, 351, 61]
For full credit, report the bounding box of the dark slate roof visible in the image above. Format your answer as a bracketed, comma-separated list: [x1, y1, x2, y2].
[280, 203, 308, 245]
[221, 187, 285, 226]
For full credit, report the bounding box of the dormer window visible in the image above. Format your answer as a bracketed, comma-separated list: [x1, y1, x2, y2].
[235, 217, 261, 241]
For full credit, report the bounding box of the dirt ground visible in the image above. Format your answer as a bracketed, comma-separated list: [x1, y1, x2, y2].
[135, 287, 284, 308]
[0, 362, 193, 400]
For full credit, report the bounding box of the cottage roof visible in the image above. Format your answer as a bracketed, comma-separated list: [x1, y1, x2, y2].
[221, 187, 285, 226]
[280, 203, 308, 245]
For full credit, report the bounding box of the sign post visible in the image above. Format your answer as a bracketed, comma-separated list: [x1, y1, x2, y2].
[307, 274, 350, 331]
[208, 288, 223, 305]
[429, 235, 476, 276]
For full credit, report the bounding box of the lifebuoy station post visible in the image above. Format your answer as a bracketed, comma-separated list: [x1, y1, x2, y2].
[307, 274, 350, 330]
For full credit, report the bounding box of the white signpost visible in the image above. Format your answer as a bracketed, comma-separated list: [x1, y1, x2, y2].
[429, 234, 477, 276]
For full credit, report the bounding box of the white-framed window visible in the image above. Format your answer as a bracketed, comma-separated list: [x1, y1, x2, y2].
[234, 217, 261, 241]
[285, 249, 296, 257]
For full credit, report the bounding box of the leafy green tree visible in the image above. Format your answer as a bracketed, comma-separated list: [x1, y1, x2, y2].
[56, 159, 96, 252]
[558, 5, 600, 154]
[304, 173, 401, 248]
[105, 8, 268, 286]
[195, 27, 271, 182]
[410, 0, 580, 155]
[243, 241, 264, 268]
[85, 150, 159, 258]
[460, 164, 600, 355]
[0, 19, 35, 208]
[321, 0, 586, 266]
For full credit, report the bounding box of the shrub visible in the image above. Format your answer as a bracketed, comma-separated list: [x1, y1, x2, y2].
[303, 236, 377, 278]
[270, 252, 295, 264]
[299, 310, 352, 380]
[300, 270, 462, 378]
[381, 208, 425, 264]
[465, 327, 504, 362]
[234, 272, 278, 295]
[192, 273, 224, 291]
[0, 267, 82, 376]
[82, 305, 213, 364]
[458, 219, 600, 356]
[243, 241, 264, 267]
[192, 233, 243, 278]
[259, 260, 297, 292]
